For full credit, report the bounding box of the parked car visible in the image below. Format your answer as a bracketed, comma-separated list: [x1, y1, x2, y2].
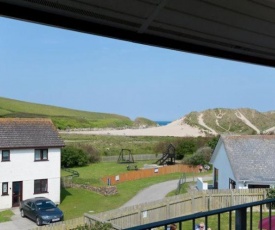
[20, 197, 64, 226]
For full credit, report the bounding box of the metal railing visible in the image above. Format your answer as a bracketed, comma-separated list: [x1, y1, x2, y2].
[124, 198, 275, 230]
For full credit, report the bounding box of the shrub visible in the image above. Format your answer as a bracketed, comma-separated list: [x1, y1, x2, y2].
[61, 146, 89, 168]
[175, 140, 195, 160]
[208, 136, 220, 150]
[76, 144, 101, 163]
[183, 147, 212, 166]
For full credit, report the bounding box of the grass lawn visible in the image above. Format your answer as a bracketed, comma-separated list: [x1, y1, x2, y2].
[0, 209, 14, 222]
[60, 161, 205, 219]
[59, 172, 191, 219]
[62, 160, 185, 185]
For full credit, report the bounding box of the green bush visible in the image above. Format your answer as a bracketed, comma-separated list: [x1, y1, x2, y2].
[266, 187, 275, 209]
[183, 147, 212, 166]
[175, 140, 195, 160]
[61, 146, 89, 168]
[75, 144, 101, 163]
[208, 136, 219, 149]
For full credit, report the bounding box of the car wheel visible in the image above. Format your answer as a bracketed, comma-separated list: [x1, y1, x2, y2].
[20, 209, 25, 218]
[36, 217, 42, 226]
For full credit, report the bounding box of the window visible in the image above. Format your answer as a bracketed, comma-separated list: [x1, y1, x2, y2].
[34, 179, 48, 194]
[2, 150, 10, 161]
[34, 149, 48, 161]
[2, 182, 8, 195]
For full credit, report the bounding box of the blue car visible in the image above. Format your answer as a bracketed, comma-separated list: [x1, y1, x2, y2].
[20, 197, 64, 226]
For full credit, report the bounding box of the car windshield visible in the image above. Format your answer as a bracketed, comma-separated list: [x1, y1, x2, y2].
[35, 200, 56, 210]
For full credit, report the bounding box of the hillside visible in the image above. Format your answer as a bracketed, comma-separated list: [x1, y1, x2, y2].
[0, 97, 157, 130]
[184, 108, 275, 135]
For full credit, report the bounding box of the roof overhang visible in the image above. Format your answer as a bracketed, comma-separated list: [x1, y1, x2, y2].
[1, 0, 275, 67]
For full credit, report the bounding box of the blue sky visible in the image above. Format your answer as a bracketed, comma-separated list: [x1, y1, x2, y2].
[1, 17, 275, 121]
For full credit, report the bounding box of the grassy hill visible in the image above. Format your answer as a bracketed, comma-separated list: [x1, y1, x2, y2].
[0, 97, 156, 130]
[184, 108, 275, 135]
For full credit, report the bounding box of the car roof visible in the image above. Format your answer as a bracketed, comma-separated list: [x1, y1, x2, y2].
[25, 197, 50, 202]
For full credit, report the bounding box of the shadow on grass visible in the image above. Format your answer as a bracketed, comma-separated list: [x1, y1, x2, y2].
[61, 187, 72, 203]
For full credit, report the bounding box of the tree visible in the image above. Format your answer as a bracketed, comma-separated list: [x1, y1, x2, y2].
[208, 136, 219, 150]
[175, 140, 195, 160]
[61, 146, 89, 168]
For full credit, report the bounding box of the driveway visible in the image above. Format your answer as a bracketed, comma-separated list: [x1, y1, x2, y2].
[0, 207, 37, 230]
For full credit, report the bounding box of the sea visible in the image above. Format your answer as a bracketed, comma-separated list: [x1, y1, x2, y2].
[155, 121, 172, 126]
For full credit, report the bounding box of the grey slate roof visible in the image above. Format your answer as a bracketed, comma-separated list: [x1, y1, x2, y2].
[221, 135, 275, 183]
[0, 118, 65, 149]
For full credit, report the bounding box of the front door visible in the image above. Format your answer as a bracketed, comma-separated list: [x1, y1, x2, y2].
[12, 181, 23, 207]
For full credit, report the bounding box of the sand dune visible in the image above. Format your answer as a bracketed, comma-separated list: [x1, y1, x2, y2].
[60, 117, 205, 137]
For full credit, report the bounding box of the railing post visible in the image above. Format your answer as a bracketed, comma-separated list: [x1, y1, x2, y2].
[235, 208, 247, 230]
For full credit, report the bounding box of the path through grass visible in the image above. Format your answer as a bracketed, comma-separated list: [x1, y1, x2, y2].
[60, 161, 204, 219]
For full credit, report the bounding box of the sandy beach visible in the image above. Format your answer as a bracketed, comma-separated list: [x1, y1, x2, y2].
[60, 117, 205, 137]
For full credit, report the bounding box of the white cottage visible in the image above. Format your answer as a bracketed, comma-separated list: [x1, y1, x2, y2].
[0, 118, 65, 209]
[210, 135, 275, 190]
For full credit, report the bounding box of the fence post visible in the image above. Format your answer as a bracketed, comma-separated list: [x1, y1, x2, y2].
[192, 193, 195, 213]
[231, 189, 234, 206]
[202, 192, 206, 211]
[166, 202, 170, 220]
[263, 189, 267, 212]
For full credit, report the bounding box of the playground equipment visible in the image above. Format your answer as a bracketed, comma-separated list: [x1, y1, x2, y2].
[117, 149, 135, 164]
[155, 144, 176, 165]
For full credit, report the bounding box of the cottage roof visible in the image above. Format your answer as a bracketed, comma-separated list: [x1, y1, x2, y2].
[220, 135, 275, 183]
[0, 118, 65, 149]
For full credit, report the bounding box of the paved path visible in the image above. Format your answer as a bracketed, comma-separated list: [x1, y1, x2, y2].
[121, 174, 212, 208]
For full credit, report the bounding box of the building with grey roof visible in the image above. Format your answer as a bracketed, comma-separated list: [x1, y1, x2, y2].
[210, 135, 275, 189]
[0, 118, 65, 209]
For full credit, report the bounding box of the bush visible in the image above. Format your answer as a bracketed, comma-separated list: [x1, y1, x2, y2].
[175, 140, 195, 160]
[183, 147, 212, 166]
[61, 146, 89, 168]
[76, 144, 101, 163]
[266, 186, 275, 209]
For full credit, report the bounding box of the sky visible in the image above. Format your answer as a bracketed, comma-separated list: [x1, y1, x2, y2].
[1, 17, 275, 121]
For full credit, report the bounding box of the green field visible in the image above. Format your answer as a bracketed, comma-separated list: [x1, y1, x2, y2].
[0, 97, 156, 129]
[61, 133, 215, 158]
[60, 161, 195, 219]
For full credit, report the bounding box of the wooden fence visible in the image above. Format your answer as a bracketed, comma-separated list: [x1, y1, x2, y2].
[102, 164, 199, 185]
[32, 217, 84, 230]
[31, 189, 267, 230]
[88, 189, 267, 229]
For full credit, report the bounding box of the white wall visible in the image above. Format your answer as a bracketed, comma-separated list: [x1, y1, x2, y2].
[212, 144, 236, 189]
[196, 177, 208, 190]
[0, 148, 61, 209]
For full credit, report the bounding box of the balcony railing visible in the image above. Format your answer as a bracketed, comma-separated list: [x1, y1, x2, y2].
[124, 198, 275, 230]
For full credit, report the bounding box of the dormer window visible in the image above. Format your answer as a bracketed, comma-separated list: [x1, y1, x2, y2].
[34, 149, 48, 161]
[2, 150, 10, 162]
